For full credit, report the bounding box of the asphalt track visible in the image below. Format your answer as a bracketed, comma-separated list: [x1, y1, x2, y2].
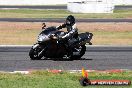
[0, 5, 132, 10]
[0, 18, 132, 22]
[0, 46, 132, 71]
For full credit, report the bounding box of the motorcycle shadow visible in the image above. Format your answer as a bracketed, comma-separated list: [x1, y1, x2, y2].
[40, 58, 93, 61]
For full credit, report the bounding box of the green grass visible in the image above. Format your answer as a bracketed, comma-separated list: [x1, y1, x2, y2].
[0, 9, 132, 18]
[0, 71, 132, 88]
[114, 9, 132, 13]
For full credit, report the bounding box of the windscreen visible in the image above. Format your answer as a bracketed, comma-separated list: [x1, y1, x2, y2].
[40, 26, 57, 35]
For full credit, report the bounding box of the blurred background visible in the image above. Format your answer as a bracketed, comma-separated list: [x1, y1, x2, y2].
[0, 0, 132, 45]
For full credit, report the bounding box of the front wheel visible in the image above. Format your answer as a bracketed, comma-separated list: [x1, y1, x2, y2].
[29, 46, 43, 60]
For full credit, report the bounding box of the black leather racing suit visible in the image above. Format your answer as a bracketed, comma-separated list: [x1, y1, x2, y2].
[56, 23, 78, 39]
[56, 23, 78, 56]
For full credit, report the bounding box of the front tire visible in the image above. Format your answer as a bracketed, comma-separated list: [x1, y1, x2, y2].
[29, 47, 43, 60]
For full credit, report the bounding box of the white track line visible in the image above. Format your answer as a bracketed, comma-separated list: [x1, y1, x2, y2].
[0, 45, 132, 47]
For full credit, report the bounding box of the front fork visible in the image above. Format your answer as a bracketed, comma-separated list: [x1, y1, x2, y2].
[32, 43, 46, 57]
[32, 43, 39, 49]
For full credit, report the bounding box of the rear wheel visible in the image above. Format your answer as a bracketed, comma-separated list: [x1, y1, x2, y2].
[71, 45, 86, 59]
[29, 46, 43, 60]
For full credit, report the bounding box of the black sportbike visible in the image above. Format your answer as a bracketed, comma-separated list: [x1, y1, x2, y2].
[29, 26, 93, 60]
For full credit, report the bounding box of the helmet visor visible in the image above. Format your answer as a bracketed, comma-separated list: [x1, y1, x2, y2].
[66, 20, 71, 25]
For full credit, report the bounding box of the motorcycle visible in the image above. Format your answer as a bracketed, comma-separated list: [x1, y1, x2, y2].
[29, 26, 93, 60]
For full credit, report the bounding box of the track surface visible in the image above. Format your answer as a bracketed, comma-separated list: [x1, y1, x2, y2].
[0, 5, 132, 10]
[0, 46, 132, 71]
[0, 18, 132, 22]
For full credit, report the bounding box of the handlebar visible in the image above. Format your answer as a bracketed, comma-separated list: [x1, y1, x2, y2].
[49, 34, 58, 40]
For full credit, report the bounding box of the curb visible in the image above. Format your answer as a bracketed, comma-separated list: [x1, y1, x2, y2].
[0, 69, 128, 74]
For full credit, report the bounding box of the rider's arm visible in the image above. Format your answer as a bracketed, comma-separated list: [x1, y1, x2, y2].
[56, 23, 66, 30]
[62, 28, 78, 39]
[62, 23, 77, 39]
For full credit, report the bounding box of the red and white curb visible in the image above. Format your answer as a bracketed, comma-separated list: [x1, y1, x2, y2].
[9, 71, 30, 74]
[68, 69, 125, 73]
[0, 69, 128, 74]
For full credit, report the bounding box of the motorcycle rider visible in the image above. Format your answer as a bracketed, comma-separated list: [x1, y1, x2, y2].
[56, 15, 78, 57]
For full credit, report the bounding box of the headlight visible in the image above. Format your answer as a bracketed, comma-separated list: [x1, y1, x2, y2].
[37, 34, 49, 42]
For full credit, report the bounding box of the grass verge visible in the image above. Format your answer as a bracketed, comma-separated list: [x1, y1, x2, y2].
[1, 29, 132, 45]
[0, 70, 131, 88]
[0, 9, 132, 18]
[0, 22, 132, 45]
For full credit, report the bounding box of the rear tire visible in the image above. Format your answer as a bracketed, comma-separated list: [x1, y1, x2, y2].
[71, 45, 86, 59]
